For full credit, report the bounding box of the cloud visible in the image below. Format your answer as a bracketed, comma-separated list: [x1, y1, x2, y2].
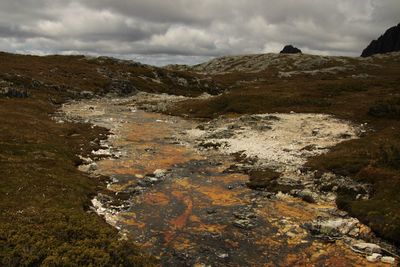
[0, 0, 399, 65]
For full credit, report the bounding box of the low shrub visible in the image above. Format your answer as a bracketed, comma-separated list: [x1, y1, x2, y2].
[368, 98, 400, 119]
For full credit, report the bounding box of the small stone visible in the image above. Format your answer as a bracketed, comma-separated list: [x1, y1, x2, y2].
[286, 232, 297, 238]
[233, 219, 254, 229]
[381, 256, 395, 264]
[312, 129, 320, 136]
[297, 189, 317, 203]
[366, 253, 382, 263]
[153, 169, 167, 178]
[206, 208, 217, 214]
[148, 177, 158, 183]
[217, 253, 229, 259]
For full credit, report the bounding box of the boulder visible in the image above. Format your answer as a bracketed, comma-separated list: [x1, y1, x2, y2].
[307, 218, 360, 237]
[352, 242, 381, 254]
[381, 256, 395, 264]
[361, 23, 400, 57]
[280, 45, 302, 54]
[366, 253, 382, 263]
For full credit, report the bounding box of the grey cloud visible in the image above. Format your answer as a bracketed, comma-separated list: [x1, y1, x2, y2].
[0, 0, 399, 66]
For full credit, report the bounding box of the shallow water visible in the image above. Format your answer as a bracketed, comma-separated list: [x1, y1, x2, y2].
[62, 97, 383, 266]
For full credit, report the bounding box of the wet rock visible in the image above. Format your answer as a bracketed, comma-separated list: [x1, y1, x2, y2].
[366, 253, 382, 263]
[197, 140, 226, 150]
[233, 219, 255, 229]
[381, 256, 395, 264]
[123, 185, 145, 195]
[232, 208, 257, 229]
[79, 162, 97, 173]
[78, 155, 93, 164]
[352, 242, 382, 254]
[233, 211, 256, 220]
[206, 208, 217, 214]
[293, 189, 318, 203]
[137, 175, 161, 188]
[136, 179, 150, 187]
[308, 218, 360, 238]
[92, 148, 112, 156]
[208, 129, 235, 139]
[153, 169, 167, 178]
[316, 172, 370, 201]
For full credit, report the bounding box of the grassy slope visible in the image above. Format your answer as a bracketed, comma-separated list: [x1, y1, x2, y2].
[0, 91, 158, 266]
[169, 54, 400, 246]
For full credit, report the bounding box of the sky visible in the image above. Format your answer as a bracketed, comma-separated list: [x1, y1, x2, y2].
[0, 0, 399, 66]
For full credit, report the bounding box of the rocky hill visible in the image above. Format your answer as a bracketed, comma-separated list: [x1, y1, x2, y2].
[167, 51, 400, 77]
[0, 52, 221, 100]
[361, 23, 400, 57]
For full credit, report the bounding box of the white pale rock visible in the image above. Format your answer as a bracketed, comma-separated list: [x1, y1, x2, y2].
[153, 169, 167, 178]
[381, 256, 395, 264]
[366, 253, 382, 263]
[353, 242, 381, 254]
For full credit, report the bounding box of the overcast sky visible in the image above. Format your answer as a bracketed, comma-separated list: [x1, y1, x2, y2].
[0, 0, 399, 66]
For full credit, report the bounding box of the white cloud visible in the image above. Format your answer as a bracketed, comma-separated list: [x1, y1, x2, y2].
[0, 0, 398, 65]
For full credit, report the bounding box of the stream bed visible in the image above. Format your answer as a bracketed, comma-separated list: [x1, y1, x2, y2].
[61, 95, 393, 266]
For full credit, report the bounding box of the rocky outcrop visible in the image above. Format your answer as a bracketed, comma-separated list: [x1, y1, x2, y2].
[361, 23, 400, 57]
[280, 45, 302, 54]
[0, 80, 29, 98]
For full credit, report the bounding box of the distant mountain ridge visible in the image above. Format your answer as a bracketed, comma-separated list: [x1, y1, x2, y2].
[166, 51, 400, 76]
[361, 23, 400, 57]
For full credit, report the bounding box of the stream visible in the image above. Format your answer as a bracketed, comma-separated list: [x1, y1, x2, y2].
[61, 95, 390, 266]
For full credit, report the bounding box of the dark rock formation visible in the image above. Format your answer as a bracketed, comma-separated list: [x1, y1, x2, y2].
[0, 87, 29, 98]
[280, 45, 302, 54]
[106, 79, 138, 96]
[361, 23, 400, 57]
